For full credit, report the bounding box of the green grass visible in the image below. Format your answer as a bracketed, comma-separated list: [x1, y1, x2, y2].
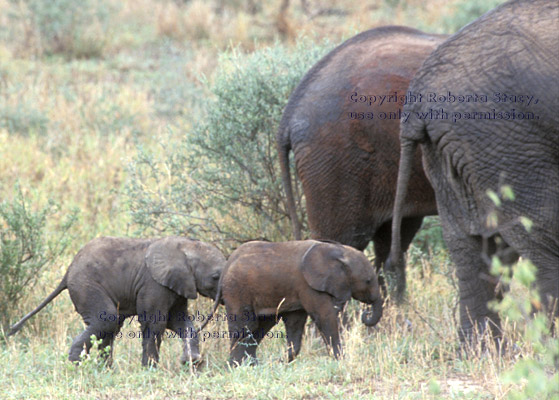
[1, 259, 540, 399]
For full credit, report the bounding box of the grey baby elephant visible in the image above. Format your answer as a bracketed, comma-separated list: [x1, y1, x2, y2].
[9, 236, 226, 367]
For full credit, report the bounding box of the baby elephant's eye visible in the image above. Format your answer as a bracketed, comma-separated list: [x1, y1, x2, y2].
[365, 279, 371, 285]
[212, 273, 220, 280]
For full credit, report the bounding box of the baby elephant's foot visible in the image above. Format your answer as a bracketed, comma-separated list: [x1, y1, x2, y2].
[228, 354, 259, 367]
[180, 349, 202, 366]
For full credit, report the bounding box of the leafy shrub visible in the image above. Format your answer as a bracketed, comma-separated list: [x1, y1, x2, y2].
[7, 0, 115, 58]
[484, 190, 558, 398]
[490, 259, 559, 399]
[125, 39, 333, 248]
[0, 184, 77, 332]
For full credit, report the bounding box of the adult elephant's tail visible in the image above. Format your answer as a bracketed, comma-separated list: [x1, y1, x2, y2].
[387, 123, 424, 303]
[277, 126, 302, 240]
[8, 274, 68, 336]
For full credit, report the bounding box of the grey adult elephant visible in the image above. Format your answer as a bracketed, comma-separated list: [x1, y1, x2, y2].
[9, 236, 226, 367]
[277, 26, 444, 300]
[389, 0, 559, 345]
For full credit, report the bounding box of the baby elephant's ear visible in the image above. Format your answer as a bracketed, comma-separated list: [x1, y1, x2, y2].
[146, 238, 198, 299]
[300, 242, 351, 303]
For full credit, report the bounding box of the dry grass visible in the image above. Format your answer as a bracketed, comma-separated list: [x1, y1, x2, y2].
[1, 257, 542, 399]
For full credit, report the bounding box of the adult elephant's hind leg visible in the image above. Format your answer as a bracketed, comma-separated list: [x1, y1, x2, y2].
[501, 224, 559, 322]
[375, 217, 424, 301]
[372, 222, 391, 297]
[446, 231, 501, 349]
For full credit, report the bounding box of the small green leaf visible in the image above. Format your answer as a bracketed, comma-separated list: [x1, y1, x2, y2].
[500, 185, 515, 201]
[514, 260, 537, 288]
[520, 216, 533, 232]
[486, 189, 501, 206]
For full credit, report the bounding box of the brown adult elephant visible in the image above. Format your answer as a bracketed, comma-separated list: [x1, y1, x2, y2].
[389, 0, 559, 345]
[277, 26, 445, 300]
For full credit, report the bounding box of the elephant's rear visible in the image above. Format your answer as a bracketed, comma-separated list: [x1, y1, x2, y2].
[278, 26, 443, 248]
[401, 0, 559, 313]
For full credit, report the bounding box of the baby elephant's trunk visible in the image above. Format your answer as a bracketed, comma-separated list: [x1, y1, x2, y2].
[361, 298, 383, 327]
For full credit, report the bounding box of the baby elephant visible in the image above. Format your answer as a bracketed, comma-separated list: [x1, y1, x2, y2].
[9, 236, 226, 367]
[212, 240, 383, 365]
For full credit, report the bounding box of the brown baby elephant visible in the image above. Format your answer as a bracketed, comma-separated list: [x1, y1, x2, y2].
[9, 236, 226, 367]
[205, 240, 383, 365]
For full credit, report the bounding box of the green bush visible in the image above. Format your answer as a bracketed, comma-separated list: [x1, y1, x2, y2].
[485, 190, 558, 398]
[0, 184, 77, 332]
[490, 259, 559, 399]
[7, 0, 115, 58]
[125, 39, 333, 248]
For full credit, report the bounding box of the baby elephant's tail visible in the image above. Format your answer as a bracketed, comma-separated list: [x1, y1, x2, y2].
[8, 275, 68, 336]
[197, 280, 223, 333]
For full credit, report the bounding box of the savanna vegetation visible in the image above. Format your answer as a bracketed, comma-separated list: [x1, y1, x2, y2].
[1, 0, 556, 398]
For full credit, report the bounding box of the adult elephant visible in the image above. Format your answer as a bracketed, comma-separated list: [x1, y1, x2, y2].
[389, 0, 559, 345]
[277, 26, 444, 300]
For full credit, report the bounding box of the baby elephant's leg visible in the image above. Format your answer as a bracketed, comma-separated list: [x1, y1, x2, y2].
[247, 316, 278, 361]
[227, 308, 263, 366]
[139, 320, 165, 367]
[68, 325, 98, 362]
[310, 307, 343, 359]
[167, 303, 201, 365]
[282, 310, 308, 362]
[69, 302, 122, 364]
[97, 320, 123, 366]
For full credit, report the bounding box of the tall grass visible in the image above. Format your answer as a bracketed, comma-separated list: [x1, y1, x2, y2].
[2, 254, 551, 399]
